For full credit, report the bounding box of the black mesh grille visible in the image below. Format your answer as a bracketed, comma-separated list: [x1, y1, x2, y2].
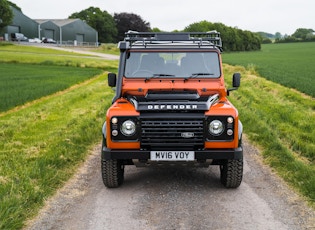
[140, 116, 204, 150]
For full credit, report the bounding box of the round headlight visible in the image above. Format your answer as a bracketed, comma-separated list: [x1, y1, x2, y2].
[209, 120, 224, 136]
[121, 120, 136, 136]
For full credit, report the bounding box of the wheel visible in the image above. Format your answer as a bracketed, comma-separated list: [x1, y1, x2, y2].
[220, 158, 243, 188]
[101, 140, 124, 188]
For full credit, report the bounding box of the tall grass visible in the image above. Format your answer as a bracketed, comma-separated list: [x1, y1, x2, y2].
[0, 74, 114, 229]
[224, 64, 315, 205]
[223, 42, 315, 97]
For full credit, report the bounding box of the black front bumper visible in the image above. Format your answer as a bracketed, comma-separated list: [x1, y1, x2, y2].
[102, 147, 243, 160]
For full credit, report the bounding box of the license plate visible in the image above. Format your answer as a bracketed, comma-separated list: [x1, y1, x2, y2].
[150, 151, 195, 161]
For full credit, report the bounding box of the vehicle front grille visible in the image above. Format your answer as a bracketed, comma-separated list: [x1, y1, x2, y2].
[140, 115, 204, 150]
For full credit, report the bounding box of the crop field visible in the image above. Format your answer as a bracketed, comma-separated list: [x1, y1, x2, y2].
[0, 63, 102, 112]
[222, 42, 315, 97]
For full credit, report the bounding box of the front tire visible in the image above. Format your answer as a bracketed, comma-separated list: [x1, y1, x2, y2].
[101, 139, 124, 188]
[220, 158, 243, 188]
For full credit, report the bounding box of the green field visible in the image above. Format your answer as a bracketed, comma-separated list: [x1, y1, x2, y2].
[222, 42, 315, 97]
[0, 63, 102, 112]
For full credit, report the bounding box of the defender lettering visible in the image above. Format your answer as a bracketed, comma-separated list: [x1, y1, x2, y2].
[147, 104, 198, 110]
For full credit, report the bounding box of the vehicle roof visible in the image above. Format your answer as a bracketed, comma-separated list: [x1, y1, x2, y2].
[119, 31, 223, 52]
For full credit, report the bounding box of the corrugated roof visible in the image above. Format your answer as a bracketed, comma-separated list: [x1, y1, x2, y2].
[34, 19, 80, 27]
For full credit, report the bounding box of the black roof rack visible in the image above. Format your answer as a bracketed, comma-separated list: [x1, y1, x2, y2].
[124, 31, 222, 50]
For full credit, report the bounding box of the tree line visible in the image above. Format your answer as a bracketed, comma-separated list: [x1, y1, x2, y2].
[69, 8, 261, 51]
[274, 28, 315, 43]
[183, 21, 261, 51]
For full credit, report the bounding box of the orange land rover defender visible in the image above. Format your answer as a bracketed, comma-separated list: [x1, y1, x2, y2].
[102, 31, 243, 188]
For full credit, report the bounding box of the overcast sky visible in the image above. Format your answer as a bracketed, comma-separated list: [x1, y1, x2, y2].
[11, 0, 314, 35]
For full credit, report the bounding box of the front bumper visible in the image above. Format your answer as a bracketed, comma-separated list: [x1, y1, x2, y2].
[102, 147, 243, 160]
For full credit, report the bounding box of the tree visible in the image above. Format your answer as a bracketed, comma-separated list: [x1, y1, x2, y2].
[69, 7, 117, 43]
[114, 13, 150, 42]
[7, 1, 21, 11]
[184, 20, 261, 51]
[292, 28, 314, 40]
[275, 32, 282, 40]
[0, 0, 13, 31]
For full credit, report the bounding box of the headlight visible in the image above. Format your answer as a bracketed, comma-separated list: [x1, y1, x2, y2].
[209, 120, 224, 136]
[121, 120, 136, 136]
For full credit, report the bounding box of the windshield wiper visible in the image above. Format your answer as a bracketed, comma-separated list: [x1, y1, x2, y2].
[184, 73, 214, 80]
[145, 74, 175, 82]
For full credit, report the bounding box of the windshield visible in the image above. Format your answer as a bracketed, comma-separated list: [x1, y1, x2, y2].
[124, 51, 221, 79]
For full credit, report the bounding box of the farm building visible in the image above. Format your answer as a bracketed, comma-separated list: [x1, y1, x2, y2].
[2, 6, 38, 40]
[2, 7, 98, 46]
[35, 19, 98, 45]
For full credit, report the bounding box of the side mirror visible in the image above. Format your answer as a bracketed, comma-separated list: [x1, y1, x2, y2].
[227, 72, 241, 95]
[232, 72, 241, 88]
[108, 73, 116, 87]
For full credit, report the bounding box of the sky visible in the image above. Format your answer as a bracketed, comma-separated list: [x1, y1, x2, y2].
[11, 0, 315, 35]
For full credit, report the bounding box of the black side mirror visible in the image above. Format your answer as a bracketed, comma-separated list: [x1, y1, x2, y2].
[232, 72, 241, 88]
[227, 72, 241, 95]
[108, 73, 116, 87]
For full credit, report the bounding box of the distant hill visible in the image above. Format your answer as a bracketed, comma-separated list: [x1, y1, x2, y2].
[257, 32, 275, 39]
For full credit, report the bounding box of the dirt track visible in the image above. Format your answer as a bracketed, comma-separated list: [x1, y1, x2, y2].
[25, 137, 314, 230]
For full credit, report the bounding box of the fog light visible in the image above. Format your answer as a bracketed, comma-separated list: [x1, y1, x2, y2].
[111, 117, 118, 124]
[112, 130, 118, 136]
[227, 129, 233, 136]
[227, 117, 234, 124]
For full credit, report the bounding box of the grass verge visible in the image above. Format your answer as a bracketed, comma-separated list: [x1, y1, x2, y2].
[224, 64, 315, 206]
[0, 73, 114, 229]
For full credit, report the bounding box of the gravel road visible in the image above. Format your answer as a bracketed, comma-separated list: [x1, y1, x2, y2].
[25, 137, 314, 230]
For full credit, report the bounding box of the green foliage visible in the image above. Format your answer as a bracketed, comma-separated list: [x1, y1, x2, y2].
[0, 74, 114, 229]
[7, 0, 21, 11]
[0, 63, 102, 112]
[0, 0, 13, 30]
[223, 43, 315, 97]
[69, 7, 117, 43]
[276, 28, 315, 43]
[292, 28, 314, 39]
[114, 12, 151, 42]
[224, 64, 315, 205]
[184, 20, 261, 51]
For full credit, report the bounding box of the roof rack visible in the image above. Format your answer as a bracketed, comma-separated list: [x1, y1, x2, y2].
[124, 31, 222, 50]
